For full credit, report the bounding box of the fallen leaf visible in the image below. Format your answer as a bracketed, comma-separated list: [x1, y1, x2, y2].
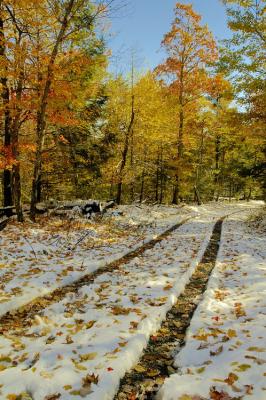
[63, 386, 72, 391]
[44, 395, 61, 400]
[147, 369, 160, 377]
[209, 387, 232, 400]
[85, 321, 96, 329]
[79, 352, 97, 362]
[227, 329, 237, 338]
[247, 347, 265, 352]
[224, 372, 238, 386]
[210, 346, 223, 356]
[244, 385, 253, 394]
[234, 364, 251, 372]
[134, 364, 146, 373]
[196, 367, 206, 374]
[163, 284, 173, 291]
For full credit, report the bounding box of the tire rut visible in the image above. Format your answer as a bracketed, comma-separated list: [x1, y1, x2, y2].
[0, 217, 191, 333]
[115, 218, 224, 400]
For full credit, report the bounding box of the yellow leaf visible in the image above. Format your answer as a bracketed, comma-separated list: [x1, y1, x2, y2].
[227, 329, 237, 338]
[155, 377, 165, 385]
[40, 371, 53, 378]
[147, 369, 160, 377]
[235, 364, 251, 372]
[79, 352, 97, 361]
[118, 341, 127, 347]
[196, 367, 205, 373]
[0, 356, 12, 363]
[86, 321, 96, 329]
[247, 347, 265, 352]
[134, 364, 146, 373]
[75, 364, 87, 371]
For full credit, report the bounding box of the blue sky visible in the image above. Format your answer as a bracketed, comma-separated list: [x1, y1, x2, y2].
[107, 0, 231, 74]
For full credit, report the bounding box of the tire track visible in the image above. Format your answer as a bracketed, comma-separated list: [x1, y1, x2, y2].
[115, 217, 224, 400]
[0, 217, 191, 333]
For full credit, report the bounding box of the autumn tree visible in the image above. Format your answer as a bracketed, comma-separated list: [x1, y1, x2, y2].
[219, 0, 265, 199]
[0, 0, 37, 221]
[156, 2, 217, 203]
[220, 0, 265, 114]
[14, 0, 120, 220]
[103, 71, 175, 204]
[0, 0, 12, 215]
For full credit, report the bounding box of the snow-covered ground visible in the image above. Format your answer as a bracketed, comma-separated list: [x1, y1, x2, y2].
[0, 212, 217, 399]
[0, 202, 264, 400]
[0, 205, 192, 316]
[158, 207, 266, 400]
[0, 202, 263, 400]
[0, 202, 247, 317]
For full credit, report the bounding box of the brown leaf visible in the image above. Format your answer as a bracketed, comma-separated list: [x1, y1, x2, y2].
[244, 385, 253, 395]
[210, 345, 223, 356]
[65, 335, 73, 344]
[44, 394, 61, 400]
[209, 387, 231, 400]
[224, 372, 238, 386]
[82, 373, 99, 387]
[85, 320, 96, 329]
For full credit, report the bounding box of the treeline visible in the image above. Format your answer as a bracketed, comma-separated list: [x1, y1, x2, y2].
[0, 0, 265, 222]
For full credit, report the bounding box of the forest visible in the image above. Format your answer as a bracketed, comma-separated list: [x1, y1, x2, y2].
[0, 0, 264, 222]
[0, 2, 265, 399]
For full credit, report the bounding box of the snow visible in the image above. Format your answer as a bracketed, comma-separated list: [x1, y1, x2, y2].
[0, 202, 245, 317]
[0, 201, 264, 399]
[0, 205, 192, 316]
[158, 206, 266, 400]
[0, 211, 218, 399]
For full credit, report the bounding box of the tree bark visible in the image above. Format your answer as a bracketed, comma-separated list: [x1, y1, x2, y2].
[194, 185, 202, 205]
[0, 7, 13, 215]
[129, 128, 135, 202]
[139, 146, 147, 203]
[116, 95, 135, 205]
[155, 146, 160, 202]
[172, 61, 184, 204]
[11, 69, 24, 222]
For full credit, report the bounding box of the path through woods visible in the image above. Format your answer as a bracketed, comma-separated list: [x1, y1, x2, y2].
[0, 202, 265, 400]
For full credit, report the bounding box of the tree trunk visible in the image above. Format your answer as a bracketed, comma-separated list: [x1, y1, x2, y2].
[155, 146, 160, 202]
[12, 164, 23, 221]
[0, 8, 13, 215]
[172, 172, 180, 204]
[30, 0, 75, 220]
[194, 185, 202, 205]
[173, 64, 184, 204]
[195, 124, 205, 192]
[129, 128, 135, 202]
[139, 146, 147, 203]
[11, 62, 24, 222]
[213, 134, 221, 201]
[159, 146, 164, 204]
[116, 96, 135, 205]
